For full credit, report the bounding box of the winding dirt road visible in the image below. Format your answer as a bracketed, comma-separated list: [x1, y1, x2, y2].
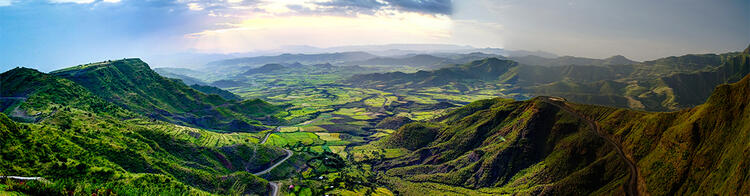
[0, 176, 48, 183]
[253, 148, 293, 176]
[256, 151, 289, 196]
[267, 181, 279, 196]
[260, 127, 281, 144]
[257, 126, 292, 196]
[539, 97, 642, 196]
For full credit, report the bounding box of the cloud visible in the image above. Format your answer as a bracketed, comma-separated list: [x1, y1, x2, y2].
[5, 0, 452, 17]
[385, 0, 452, 15]
[318, 0, 384, 9]
[48, 0, 95, 3]
[314, 0, 453, 16]
[46, 0, 118, 3]
[184, 13, 453, 52]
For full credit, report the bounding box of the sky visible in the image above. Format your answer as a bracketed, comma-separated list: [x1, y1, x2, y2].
[0, 0, 748, 72]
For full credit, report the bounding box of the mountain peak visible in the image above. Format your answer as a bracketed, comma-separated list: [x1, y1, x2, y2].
[242, 63, 286, 75]
[606, 55, 627, 60]
[744, 44, 750, 55]
[604, 55, 637, 64]
[52, 58, 148, 74]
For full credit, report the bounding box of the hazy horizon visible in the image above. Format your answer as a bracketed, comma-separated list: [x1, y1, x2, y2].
[1, 0, 748, 71]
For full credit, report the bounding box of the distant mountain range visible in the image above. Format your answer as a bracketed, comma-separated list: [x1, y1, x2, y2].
[509, 54, 638, 66]
[341, 53, 505, 68]
[154, 68, 207, 85]
[348, 58, 517, 88]
[194, 44, 554, 69]
[206, 52, 378, 68]
[349, 46, 750, 111]
[207, 51, 506, 73]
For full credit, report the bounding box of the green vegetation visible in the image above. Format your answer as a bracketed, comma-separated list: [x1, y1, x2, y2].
[189, 84, 242, 100]
[1, 65, 286, 195]
[51, 58, 284, 132]
[371, 70, 750, 195]
[1, 67, 133, 121]
[375, 97, 625, 195]
[0, 110, 284, 195]
[568, 72, 750, 195]
[2, 46, 748, 195]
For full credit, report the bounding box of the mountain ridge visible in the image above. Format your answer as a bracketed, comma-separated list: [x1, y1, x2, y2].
[51, 58, 283, 132]
[376, 72, 750, 195]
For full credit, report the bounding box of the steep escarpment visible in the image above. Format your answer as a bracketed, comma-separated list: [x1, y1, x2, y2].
[378, 98, 628, 195]
[572, 72, 750, 195]
[0, 66, 288, 195]
[378, 73, 750, 195]
[1, 67, 133, 121]
[51, 59, 284, 131]
[189, 84, 242, 100]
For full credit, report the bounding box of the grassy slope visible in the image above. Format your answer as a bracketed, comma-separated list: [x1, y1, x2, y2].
[1, 68, 133, 121]
[51, 59, 284, 132]
[378, 98, 627, 195]
[0, 111, 282, 195]
[189, 84, 242, 101]
[378, 73, 750, 195]
[573, 72, 750, 195]
[0, 68, 286, 195]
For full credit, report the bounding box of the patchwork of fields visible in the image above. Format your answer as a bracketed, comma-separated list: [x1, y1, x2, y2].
[205, 66, 513, 195]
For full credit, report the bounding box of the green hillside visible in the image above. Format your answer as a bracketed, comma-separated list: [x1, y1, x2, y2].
[376, 98, 627, 195]
[0, 112, 284, 195]
[51, 59, 284, 132]
[0, 68, 287, 195]
[240, 63, 287, 75]
[376, 73, 750, 195]
[1, 67, 133, 121]
[153, 68, 207, 86]
[570, 72, 750, 195]
[189, 84, 242, 101]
